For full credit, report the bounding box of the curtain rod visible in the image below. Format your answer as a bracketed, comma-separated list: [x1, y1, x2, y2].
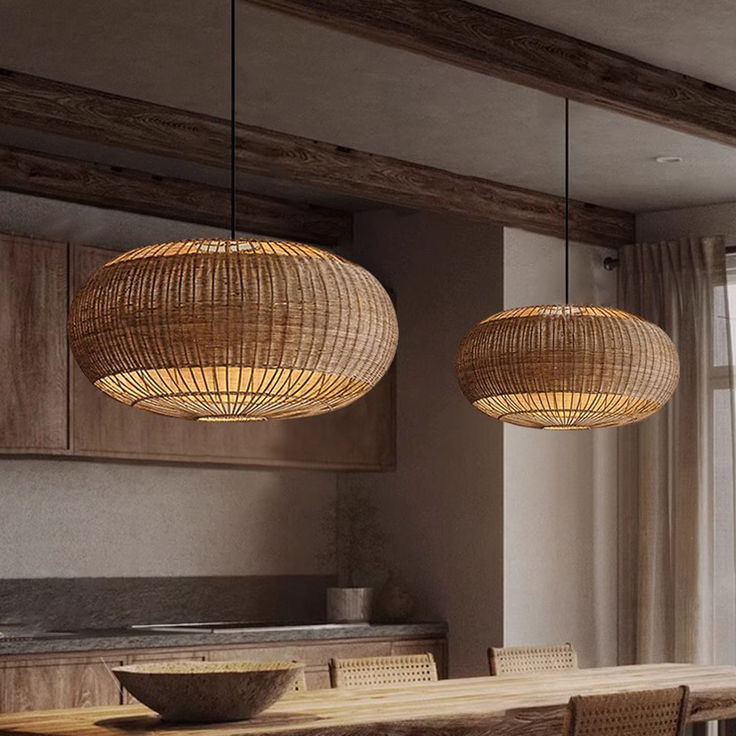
[604, 243, 736, 271]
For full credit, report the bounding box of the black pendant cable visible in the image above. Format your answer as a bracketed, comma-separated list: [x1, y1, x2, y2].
[453, 97, 680, 430]
[230, 0, 236, 240]
[564, 97, 570, 305]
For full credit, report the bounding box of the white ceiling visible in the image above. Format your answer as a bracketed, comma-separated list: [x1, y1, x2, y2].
[0, 0, 735, 213]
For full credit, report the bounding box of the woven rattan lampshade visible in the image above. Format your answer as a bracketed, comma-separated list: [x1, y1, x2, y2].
[68, 238, 398, 421]
[455, 305, 679, 429]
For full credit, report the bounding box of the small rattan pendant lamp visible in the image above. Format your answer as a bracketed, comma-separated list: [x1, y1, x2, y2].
[68, 0, 398, 422]
[455, 100, 679, 429]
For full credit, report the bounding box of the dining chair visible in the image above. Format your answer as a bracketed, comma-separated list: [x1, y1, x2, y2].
[562, 686, 690, 736]
[488, 643, 578, 675]
[329, 652, 438, 688]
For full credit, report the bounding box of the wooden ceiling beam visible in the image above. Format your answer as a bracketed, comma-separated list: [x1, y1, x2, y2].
[0, 68, 633, 246]
[0, 145, 352, 246]
[246, 0, 736, 148]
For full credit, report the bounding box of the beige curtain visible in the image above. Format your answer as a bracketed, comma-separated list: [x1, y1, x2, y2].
[618, 236, 736, 665]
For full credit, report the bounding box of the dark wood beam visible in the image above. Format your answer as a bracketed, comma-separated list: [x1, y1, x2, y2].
[0, 145, 352, 246]
[0, 68, 633, 246]
[246, 0, 736, 148]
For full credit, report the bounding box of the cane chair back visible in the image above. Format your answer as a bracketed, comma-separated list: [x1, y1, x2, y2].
[489, 643, 578, 676]
[329, 653, 438, 688]
[562, 686, 689, 736]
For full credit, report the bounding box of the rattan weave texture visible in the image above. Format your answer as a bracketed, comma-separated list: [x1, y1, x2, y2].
[489, 643, 578, 676]
[562, 686, 689, 736]
[455, 305, 679, 429]
[329, 653, 438, 688]
[68, 239, 398, 421]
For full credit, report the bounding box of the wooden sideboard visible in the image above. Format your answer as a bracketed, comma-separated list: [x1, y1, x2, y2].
[0, 234, 395, 470]
[0, 634, 447, 712]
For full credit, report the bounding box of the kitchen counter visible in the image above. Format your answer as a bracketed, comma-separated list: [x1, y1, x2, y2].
[0, 622, 448, 657]
[0, 620, 449, 711]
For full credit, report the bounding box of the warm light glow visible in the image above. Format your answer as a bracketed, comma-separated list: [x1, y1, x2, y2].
[69, 238, 398, 421]
[455, 304, 679, 429]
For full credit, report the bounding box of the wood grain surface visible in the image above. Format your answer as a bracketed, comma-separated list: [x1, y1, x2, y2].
[0, 145, 351, 247]
[248, 0, 736, 148]
[0, 233, 68, 452]
[0, 69, 633, 247]
[1, 665, 736, 736]
[0, 658, 124, 714]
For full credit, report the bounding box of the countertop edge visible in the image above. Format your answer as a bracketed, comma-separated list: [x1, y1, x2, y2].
[0, 622, 448, 657]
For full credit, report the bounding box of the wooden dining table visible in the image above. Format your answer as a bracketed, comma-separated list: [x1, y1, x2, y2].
[1, 664, 736, 736]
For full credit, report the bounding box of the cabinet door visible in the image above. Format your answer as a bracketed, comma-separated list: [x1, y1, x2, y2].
[0, 658, 123, 712]
[70, 244, 395, 469]
[0, 234, 68, 452]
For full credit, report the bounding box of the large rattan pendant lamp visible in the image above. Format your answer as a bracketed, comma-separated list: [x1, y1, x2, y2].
[68, 1, 398, 422]
[455, 100, 679, 429]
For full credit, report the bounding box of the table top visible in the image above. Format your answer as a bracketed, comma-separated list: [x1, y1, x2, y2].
[2, 664, 736, 736]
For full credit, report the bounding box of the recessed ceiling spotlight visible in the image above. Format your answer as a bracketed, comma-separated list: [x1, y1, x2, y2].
[655, 155, 683, 164]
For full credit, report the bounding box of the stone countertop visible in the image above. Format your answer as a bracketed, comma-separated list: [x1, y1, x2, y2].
[0, 622, 448, 657]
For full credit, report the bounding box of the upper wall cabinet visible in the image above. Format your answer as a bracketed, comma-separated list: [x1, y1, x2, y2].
[0, 234, 68, 453]
[69, 245, 395, 470]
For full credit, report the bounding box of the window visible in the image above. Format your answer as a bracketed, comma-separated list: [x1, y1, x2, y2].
[712, 251, 736, 664]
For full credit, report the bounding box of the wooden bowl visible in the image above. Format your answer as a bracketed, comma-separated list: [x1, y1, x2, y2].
[112, 660, 304, 723]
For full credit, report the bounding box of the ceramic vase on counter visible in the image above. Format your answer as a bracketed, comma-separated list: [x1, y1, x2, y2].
[326, 587, 373, 623]
[375, 570, 415, 623]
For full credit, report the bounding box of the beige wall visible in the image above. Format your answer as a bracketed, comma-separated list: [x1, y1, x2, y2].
[637, 201, 736, 243]
[0, 460, 334, 578]
[345, 210, 505, 678]
[502, 229, 619, 667]
[0, 191, 336, 580]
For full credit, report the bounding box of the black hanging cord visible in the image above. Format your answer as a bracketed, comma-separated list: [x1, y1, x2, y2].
[564, 97, 569, 305]
[230, 0, 236, 240]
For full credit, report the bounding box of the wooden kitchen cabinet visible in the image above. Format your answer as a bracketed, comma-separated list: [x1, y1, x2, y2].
[0, 635, 446, 712]
[0, 233, 68, 453]
[69, 244, 395, 470]
[0, 656, 124, 712]
[0, 236, 394, 467]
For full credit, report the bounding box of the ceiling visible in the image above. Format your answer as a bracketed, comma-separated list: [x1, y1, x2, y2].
[0, 0, 735, 213]
[472, 0, 736, 91]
